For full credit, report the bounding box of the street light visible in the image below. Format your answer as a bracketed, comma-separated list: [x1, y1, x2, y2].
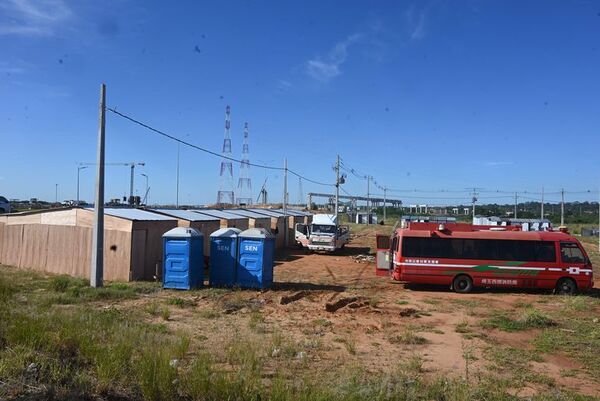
[55, 183, 58, 204]
[77, 166, 88, 204]
[141, 173, 149, 205]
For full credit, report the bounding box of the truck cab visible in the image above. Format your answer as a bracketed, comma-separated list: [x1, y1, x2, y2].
[295, 214, 349, 252]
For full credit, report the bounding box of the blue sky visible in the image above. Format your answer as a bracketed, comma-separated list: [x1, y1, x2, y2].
[1, 0, 599, 206]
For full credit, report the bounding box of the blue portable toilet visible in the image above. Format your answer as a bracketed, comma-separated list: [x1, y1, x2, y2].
[162, 227, 204, 290]
[209, 227, 241, 287]
[237, 228, 275, 289]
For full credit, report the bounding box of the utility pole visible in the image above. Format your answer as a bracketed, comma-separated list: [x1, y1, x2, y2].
[560, 188, 565, 226]
[468, 187, 481, 221]
[366, 175, 371, 225]
[176, 143, 180, 208]
[541, 186, 544, 220]
[383, 186, 387, 223]
[514, 192, 518, 219]
[335, 155, 340, 222]
[91, 83, 106, 288]
[141, 173, 149, 205]
[77, 166, 88, 204]
[55, 183, 58, 204]
[283, 158, 288, 247]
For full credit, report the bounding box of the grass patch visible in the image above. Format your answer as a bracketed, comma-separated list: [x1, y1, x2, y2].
[198, 308, 220, 319]
[389, 329, 429, 345]
[167, 297, 195, 308]
[482, 308, 555, 331]
[534, 316, 600, 377]
[160, 306, 171, 321]
[455, 320, 471, 334]
[485, 345, 554, 388]
[313, 318, 332, 327]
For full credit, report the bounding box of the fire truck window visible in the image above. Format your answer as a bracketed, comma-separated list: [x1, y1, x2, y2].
[535, 242, 556, 262]
[560, 243, 585, 264]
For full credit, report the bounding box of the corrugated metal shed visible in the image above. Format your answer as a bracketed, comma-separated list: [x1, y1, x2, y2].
[151, 209, 219, 222]
[193, 209, 247, 220]
[151, 209, 221, 256]
[1, 207, 177, 281]
[229, 209, 274, 219]
[85, 208, 175, 221]
[273, 209, 313, 217]
[247, 208, 286, 217]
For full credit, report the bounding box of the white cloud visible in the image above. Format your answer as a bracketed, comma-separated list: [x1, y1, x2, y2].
[277, 79, 292, 90]
[484, 161, 514, 167]
[0, 0, 72, 37]
[305, 33, 364, 82]
[406, 5, 427, 40]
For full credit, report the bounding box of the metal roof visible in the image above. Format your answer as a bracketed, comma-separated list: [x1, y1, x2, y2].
[191, 209, 247, 220]
[86, 208, 176, 221]
[151, 209, 220, 222]
[273, 208, 312, 217]
[246, 208, 286, 218]
[228, 209, 273, 219]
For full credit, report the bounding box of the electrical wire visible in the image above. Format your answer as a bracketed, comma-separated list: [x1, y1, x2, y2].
[107, 106, 335, 187]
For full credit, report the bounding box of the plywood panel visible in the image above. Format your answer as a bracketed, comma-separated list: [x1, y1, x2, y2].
[41, 209, 77, 226]
[269, 217, 286, 249]
[76, 209, 132, 231]
[131, 229, 147, 280]
[5, 214, 41, 225]
[0, 222, 5, 261]
[190, 220, 221, 256]
[19, 224, 49, 271]
[1, 225, 23, 266]
[134, 220, 177, 280]
[248, 218, 271, 230]
[221, 218, 248, 230]
[104, 229, 131, 281]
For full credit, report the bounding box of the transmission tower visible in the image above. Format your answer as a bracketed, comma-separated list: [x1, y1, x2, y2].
[237, 122, 252, 205]
[217, 105, 235, 205]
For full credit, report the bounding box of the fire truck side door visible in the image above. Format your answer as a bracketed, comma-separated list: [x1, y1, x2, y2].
[375, 234, 391, 276]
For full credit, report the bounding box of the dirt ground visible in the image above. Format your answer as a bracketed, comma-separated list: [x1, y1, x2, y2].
[121, 226, 600, 397]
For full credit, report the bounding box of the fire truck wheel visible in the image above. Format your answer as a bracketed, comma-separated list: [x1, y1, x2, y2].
[555, 278, 577, 295]
[453, 275, 473, 294]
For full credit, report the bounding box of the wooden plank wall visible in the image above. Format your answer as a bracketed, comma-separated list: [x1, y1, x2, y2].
[189, 221, 221, 257]
[219, 218, 249, 231]
[132, 220, 177, 280]
[0, 223, 132, 282]
[270, 217, 286, 250]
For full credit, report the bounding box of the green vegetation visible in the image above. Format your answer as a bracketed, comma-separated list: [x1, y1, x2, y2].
[1, 266, 599, 400]
[482, 308, 555, 331]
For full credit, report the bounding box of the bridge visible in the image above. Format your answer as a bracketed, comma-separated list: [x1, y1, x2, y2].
[307, 192, 403, 209]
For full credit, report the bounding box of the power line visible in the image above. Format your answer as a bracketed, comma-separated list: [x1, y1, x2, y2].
[107, 106, 334, 187]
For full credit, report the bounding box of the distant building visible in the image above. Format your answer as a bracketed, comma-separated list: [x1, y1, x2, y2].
[473, 215, 552, 231]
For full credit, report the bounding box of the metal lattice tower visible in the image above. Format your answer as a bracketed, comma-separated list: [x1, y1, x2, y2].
[237, 122, 253, 205]
[217, 105, 235, 205]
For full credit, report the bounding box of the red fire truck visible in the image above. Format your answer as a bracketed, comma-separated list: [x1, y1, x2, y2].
[375, 223, 593, 294]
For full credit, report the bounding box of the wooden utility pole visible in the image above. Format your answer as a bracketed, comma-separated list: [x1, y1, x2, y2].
[91, 84, 106, 288]
[560, 188, 565, 226]
[335, 155, 340, 222]
[541, 187, 544, 220]
[283, 158, 288, 247]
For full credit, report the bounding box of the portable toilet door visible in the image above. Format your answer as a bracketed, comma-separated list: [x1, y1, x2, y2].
[162, 227, 204, 290]
[237, 228, 275, 289]
[209, 227, 241, 287]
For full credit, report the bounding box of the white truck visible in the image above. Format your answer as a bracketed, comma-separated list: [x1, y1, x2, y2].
[294, 214, 350, 252]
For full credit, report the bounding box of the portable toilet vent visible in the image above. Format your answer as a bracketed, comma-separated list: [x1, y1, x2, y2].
[162, 227, 204, 290]
[209, 227, 241, 287]
[237, 228, 275, 289]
